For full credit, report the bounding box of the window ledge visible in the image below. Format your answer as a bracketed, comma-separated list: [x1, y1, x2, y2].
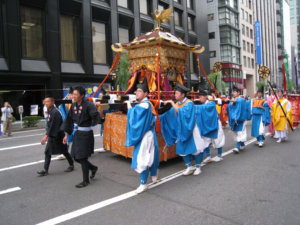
[94, 64, 110, 75]
[21, 59, 50, 72]
[0, 58, 8, 71]
[61, 62, 85, 73]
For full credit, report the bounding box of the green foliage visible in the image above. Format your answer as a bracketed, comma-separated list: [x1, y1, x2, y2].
[256, 81, 267, 93]
[290, 81, 296, 90]
[23, 116, 43, 128]
[221, 81, 226, 94]
[12, 116, 16, 123]
[206, 72, 223, 94]
[116, 53, 130, 91]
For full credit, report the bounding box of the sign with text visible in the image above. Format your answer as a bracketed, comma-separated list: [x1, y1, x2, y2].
[255, 21, 262, 65]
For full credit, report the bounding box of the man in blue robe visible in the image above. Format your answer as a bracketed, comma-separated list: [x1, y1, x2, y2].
[250, 87, 271, 147]
[160, 83, 205, 176]
[195, 90, 225, 163]
[227, 86, 247, 153]
[125, 83, 159, 194]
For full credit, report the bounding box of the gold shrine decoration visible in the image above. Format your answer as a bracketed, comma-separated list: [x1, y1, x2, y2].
[152, 8, 173, 30]
[213, 62, 222, 73]
[258, 66, 270, 80]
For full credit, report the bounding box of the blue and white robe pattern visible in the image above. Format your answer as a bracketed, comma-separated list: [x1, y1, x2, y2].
[195, 101, 225, 149]
[250, 98, 271, 139]
[125, 98, 159, 174]
[227, 97, 247, 143]
[159, 98, 205, 156]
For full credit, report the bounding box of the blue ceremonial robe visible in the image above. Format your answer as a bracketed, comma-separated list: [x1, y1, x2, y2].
[59, 104, 74, 143]
[251, 100, 271, 138]
[227, 97, 247, 131]
[159, 99, 197, 156]
[195, 101, 219, 139]
[246, 99, 253, 121]
[125, 101, 159, 171]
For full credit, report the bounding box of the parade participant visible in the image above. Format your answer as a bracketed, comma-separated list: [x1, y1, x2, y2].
[250, 87, 271, 147]
[1, 102, 13, 137]
[160, 83, 204, 176]
[197, 90, 225, 163]
[267, 89, 277, 136]
[62, 86, 100, 188]
[272, 89, 293, 143]
[58, 87, 74, 160]
[125, 83, 159, 194]
[37, 97, 74, 176]
[227, 86, 247, 153]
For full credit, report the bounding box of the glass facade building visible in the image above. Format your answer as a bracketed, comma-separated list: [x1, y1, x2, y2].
[0, 0, 209, 116]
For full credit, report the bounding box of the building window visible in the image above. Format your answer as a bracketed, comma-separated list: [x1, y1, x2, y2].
[219, 7, 238, 28]
[60, 15, 78, 61]
[21, 6, 44, 59]
[248, 57, 250, 68]
[119, 27, 129, 43]
[139, 0, 149, 15]
[210, 51, 216, 58]
[118, 0, 128, 8]
[241, 9, 244, 20]
[174, 10, 182, 26]
[208, 13, 214, 21]
[221, 45, 240, 64]
[243, 56, 247, 67]
[246, 27, 249, 37]
[243, 40, 246, 51]
[247, 42, 250, 52]
[251, 44, 253, 53]
[250, 29, 253, 39]
[242, 24, 245, 35]
[188, 16, 194, 30]
[245, 12, 248, 22]
[92, 22, 106, 64]
[249, 0, 252, 9]
[251, 58, 254, 68]
[187, 0, 193, 9]
[220, 26, 239, 46]
[207, 0, 213, 2]
[209, 32, 215, 39]
[249, 14, 252, 24]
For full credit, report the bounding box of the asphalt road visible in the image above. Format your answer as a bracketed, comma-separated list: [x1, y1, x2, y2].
[0, 124, 299, 225]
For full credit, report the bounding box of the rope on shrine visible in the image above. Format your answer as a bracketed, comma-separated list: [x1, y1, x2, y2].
[91, 52, 121, 98]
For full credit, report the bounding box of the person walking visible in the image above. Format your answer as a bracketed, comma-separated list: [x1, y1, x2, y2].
[125, 83, 160, 194]
[227, 86, 247, 153]
[62, 86, 100, 188]
[37, 97, 74, 176]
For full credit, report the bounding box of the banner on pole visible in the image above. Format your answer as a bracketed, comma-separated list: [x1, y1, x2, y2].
[255, 21, 262, 65]
[283, 54, 291, 90]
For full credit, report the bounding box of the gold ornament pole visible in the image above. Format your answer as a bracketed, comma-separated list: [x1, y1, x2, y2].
[258, 66, 294, 131]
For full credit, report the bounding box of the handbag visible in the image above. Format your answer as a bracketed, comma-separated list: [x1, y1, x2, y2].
[8, 113, 13, 120]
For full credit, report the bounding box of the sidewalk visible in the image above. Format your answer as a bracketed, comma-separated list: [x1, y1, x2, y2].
[3, 119, 46, 133]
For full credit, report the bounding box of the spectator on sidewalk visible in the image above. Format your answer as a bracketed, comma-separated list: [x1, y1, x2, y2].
[1, 102, 13, 137]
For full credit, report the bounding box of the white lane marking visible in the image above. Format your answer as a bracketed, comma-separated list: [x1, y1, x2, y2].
[37, 138, 259, 225]
[0, 134, 101, 151]
[0, 143, 41, 151]
[0, 158, 58, 172]
[0, 148, 103, 173]
[12, 129, 45, 134]
[0, 187, 21, 195]
[0, 134, 43, 141]
[37, 191, 137, 225]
